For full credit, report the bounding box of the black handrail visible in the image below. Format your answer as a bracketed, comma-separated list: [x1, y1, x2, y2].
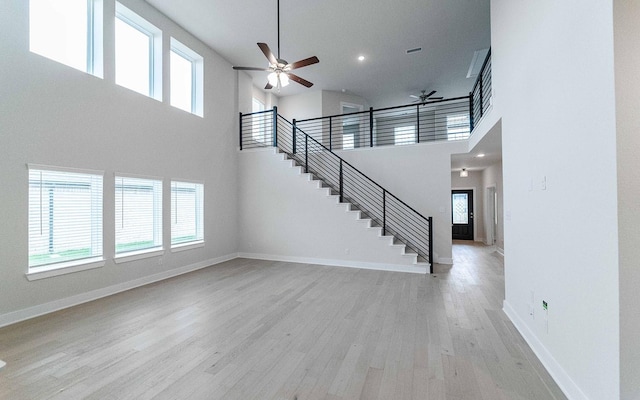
[240, 109, 434, 271]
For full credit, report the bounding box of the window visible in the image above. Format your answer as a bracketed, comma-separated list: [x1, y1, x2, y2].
[170, 38, 204, 116]
[171, 181, 204, 247]
[251, 98, 270, 143]
[115, 175, 163, 258]
[28, 166, 103, 273]
[447, 114, 471, 140]
[115, 2, 162, 99]
[29, 0, 103, 77]
[394, 125, 416, 146]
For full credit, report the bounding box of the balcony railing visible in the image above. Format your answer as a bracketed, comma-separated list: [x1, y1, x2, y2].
[294, 97, 471, 151]
[470, 48, 492, 130]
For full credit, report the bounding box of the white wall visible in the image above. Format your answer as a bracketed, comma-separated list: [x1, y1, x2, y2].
[321, 90, 369, 117]
[493, 0, 620, 398]
[0, 0, 238, 322]
[237, 149, 425, 272]
[278, 91, 323, 121]
[337, 141, 468, 264]
[451, 170, 484, 243]
[613, 1, 640, 398]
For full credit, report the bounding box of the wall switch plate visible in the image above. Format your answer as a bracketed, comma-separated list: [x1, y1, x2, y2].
[540, 176, 547, 190]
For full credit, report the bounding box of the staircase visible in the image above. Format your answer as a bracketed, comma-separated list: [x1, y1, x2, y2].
[240, 110, 433, 273]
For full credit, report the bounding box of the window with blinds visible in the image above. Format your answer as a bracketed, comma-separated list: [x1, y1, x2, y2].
[115, 176, 163, 256]
[28, 166, 103, 271]
[171, 181, 204, 247]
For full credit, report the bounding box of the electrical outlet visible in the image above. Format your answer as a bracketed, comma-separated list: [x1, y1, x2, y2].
[542, 300, 549, 333]
[158, 257, 163, 266]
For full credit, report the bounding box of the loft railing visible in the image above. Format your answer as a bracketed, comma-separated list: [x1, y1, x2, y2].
[294, 97, 471, 151]
[470, 48, 492, 130]
[240, 108, 433, 271]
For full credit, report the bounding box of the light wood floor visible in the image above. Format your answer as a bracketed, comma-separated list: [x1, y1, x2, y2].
[0, 242, 566, 400]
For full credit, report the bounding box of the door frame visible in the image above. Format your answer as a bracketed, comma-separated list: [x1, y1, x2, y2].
[451, 186, 477, 241]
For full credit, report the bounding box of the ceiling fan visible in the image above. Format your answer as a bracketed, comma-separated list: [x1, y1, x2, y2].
[410, 90, 443, 103]
[232, 0, 319, 90]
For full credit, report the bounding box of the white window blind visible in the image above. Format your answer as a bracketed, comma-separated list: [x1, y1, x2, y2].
[115, 176, 163, 255]
[28, 167, 103, 270]
[394, 125, 416, 146]
[447, 114, 471, 140]
[171, 181, 204, 246]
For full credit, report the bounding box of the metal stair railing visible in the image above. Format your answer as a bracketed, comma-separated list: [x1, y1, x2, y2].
[240, 108, 433, 271]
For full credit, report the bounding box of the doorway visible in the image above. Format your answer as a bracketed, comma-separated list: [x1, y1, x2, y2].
[452, 189, 474, 240]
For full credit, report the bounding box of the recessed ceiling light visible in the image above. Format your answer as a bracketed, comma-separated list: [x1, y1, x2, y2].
[358, 55, 365, 62]
[476, 153, 485, 158]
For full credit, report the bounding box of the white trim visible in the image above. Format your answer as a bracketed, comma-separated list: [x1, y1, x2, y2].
[238, 252, 428, 275]
[171, 240, 204, 252]
[437, 257, 454, 265]
[503, 301, 587, 400]
[114, 247, 164, 264]
[26, 257, 105, 281]
[0, 253, 237, 329]
[496, 247, 504, 256]
[27, 163, 104, 176]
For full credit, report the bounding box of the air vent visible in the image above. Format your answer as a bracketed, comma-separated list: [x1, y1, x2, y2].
[406, 47, 422, 54]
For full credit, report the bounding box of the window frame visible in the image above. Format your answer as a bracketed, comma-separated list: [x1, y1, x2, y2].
[114, 2, 162, 100]
[170, 38, 204, 117]
[29, 0, 104, 78]
[26, 164, 105, 281]
[114, 174, 164, 263]
[170, 180, 204, 251]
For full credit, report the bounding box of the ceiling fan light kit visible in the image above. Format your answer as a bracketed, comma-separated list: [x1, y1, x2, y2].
[232, 0, 318, 90]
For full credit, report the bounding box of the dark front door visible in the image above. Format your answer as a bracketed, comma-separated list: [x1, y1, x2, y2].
[452, 190, 474, 240]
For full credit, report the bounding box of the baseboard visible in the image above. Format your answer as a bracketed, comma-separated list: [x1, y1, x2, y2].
[436, 257, 453, 265]
[0, 253, 238, 329]
[502, 301, 588, 400]
[237, 252, 428, 274]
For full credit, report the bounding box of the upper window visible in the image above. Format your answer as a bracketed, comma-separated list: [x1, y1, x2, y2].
[115, 175, 163, 257]
[251, 98, 270, 143]
[171, 181, 204, 247]
[170, 38, 204, 116]
[447, 114, 471, 140]
[394, 125, 416, 146]
[28, 166, 103, 272]
[29, 0, 103, 77]
[115, 2, 162, 100]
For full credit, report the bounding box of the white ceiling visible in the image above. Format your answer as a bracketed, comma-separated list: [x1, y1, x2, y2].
[145, 0, 491, 108]
[451, 119, 502, 172]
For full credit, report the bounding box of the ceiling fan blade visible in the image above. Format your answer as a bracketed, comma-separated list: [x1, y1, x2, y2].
[425, 90, 437, 98]
[258, 43, 278, 65]
[409, 95, 420, 99]
[287, 56, 319, 70]
[233, 66, 270, 71]
[265, 82, 273, 90]
[287, 73, 313, 88]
